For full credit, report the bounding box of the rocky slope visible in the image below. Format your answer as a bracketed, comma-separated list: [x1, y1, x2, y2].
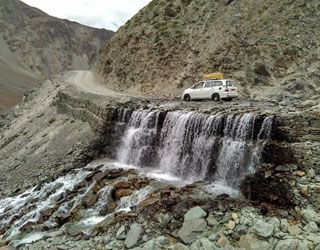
[0, 72, 319, 249]
[98, 0, 320, 100]
[0, 0, 113, 112]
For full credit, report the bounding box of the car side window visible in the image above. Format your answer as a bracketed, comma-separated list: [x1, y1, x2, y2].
[204, 80, 214, 88]
[194, 82, 204, 89]
[214, 81, 223, 87]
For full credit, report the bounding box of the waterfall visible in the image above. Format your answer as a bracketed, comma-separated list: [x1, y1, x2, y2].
[115, 109, 274, 187]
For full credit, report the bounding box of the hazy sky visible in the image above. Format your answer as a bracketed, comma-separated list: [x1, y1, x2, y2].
[21, 0, 152, 31]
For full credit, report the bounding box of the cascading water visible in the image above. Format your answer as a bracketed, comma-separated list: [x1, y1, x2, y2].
[115, 108, 273, 187]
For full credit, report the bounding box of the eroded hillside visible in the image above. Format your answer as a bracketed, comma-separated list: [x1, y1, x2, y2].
[98, 0, 320, 100]
[0, 0, 113, 112]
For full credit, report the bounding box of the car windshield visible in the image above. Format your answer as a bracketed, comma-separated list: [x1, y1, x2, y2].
[226, 81, 236, 87]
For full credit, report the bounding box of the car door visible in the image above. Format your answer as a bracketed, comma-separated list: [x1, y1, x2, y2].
[203, 80, 214, 99]
[214, 80, 224, 95]
[191, 82, 204, 99]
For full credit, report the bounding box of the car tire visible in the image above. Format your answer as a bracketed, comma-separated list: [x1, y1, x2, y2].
[184, 94, 191, 102]
[212, 93, 220, 101]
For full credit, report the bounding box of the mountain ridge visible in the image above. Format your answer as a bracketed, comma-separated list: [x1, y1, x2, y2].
[0, 0, 114, 112]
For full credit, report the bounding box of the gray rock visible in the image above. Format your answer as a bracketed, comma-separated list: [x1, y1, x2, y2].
[288, 225, 301, 236]
[301, 209, 320, 224]
[116, 225, 126, 240]
[303, 222, 319, 233]
[184, 206, 207, 221]
[297, 240, 310, 250]
[239, 234, 272, 250]
[235, 225, 247, 235]
[158, 213, 172, 225]
[155, 236, 169, 245]
[125, 223, 144, 249]
[104, 235, 111, 244]
[172, 243, 191, 250]
[252, 220, 274, 238]
[280, 219, 290, 232]
[178, 219, 207, 244]
[275, 239, 299, 250]
[142, 235, 149, 242]
[141, 238, 156, 250]
[307, 169, 316, 178]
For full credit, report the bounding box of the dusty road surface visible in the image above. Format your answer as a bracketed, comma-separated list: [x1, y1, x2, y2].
[63, 70, 127, 98]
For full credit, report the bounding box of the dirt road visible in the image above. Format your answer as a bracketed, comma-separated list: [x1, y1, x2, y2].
[63, 70, 126, 98]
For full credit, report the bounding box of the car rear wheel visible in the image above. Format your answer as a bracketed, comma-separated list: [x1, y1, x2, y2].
[212, 93, 220, 101]
[184, 94, 191, 102]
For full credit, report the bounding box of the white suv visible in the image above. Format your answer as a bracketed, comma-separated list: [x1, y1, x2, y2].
[182, 79, 238, 101]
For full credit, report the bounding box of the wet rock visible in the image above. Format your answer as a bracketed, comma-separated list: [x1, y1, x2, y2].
[178, 219, 207, 244]
[184, 206, 207, 221]
[275, 239, 299, 250]
[240, 166, 295, 207]
[288, 225, 301, 236]
[113, 181, 130, 189]
[239, 234, 272, 250]
[252, 220, 274, 238]
[139, 197, 160, 208]
[84, 192, 98, 207]
[115, 188, 134, 199]
[303, 222, 319, 233]
[125, 223, 143, 249]
[90, 215, 116, 235]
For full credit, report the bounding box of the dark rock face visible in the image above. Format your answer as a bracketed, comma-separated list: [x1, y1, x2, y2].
[240, 164, 295, 208]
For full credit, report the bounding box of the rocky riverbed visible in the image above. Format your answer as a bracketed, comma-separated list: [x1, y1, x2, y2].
[0, 72, 320, 249]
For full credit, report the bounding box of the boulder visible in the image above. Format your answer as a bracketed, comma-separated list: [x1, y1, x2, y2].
[116, 225, 126, 240]
[227, 220, 236, 230]
[288, 225, 301, 236]
[184, 206, 207, 221]
[252, 220, 274, 238]
[275, 239, 299, 250]
[125, 223, 143, 249]
[158, 213, 172, 225]
[113, 181, 130, 189]
[301, 209, 320, 224]
[303, 222, 319, 233]
[178, 219, 207, 244]
[115, 188, 134, 199]
[239, 234, 272, 250]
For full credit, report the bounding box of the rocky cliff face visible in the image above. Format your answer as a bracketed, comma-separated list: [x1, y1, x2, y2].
[0, 0, 113, 112]
[98, 0, 320, 100]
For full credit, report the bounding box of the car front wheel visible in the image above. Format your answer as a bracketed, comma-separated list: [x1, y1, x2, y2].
[184, 94, 191, 102]
[212, 93, 220, 101]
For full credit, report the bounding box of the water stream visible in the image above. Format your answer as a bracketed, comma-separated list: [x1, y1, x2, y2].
[0, 108, 274, 247]
[116, 109, 274, 187]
